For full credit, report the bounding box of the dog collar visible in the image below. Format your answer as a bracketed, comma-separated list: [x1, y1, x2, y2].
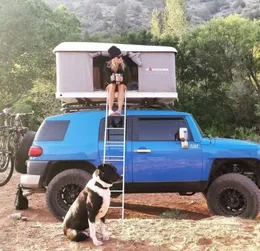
[92, 172, 113, 188]
[95, 182, 109, 190]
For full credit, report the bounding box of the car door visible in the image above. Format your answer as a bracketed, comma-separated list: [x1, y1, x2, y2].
[98, 116, 132, 183]
[132, 116, 203, 183]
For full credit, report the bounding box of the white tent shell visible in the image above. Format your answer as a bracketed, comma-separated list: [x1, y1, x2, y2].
[54, 42, 178, 104]
[53, 42, 178, 53]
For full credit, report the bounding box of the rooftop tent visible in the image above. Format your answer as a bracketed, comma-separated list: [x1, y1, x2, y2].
[53, 42, 178, 104]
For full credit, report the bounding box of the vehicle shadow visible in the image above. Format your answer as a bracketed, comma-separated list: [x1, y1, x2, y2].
[109, 201, 210, 220]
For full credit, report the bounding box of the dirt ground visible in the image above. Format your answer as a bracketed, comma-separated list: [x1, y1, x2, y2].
[0, 172, 260, 251]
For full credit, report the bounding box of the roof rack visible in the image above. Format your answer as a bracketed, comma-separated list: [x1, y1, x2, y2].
[60, 98, 174, 113]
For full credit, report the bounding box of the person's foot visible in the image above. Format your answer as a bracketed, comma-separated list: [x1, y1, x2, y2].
[113, 111, 121, 116]
[108, 110, 114, 116]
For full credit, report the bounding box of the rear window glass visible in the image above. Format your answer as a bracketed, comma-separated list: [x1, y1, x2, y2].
[35, 120, 70, 141]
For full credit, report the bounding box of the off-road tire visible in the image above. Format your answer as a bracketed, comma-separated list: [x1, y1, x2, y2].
[46, 169, 91, 221]
[15, 131, 36, 174]
[206, 173, 260, 219]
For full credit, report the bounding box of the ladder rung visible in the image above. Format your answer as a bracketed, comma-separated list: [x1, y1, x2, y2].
[107, 114, 125, 116]
[105, 145, 124, 148]
[105, 145, 124, 147]
[107, 128, 124, 130]
[107, 114, 126, 117]
[105, 156, 124, 158]
[109, 206, 123, 209]
[111, 190, 123, 192]
[106, 141, 124, 144]
[105, 142, 124, 145]
[104, 159, 123, 162]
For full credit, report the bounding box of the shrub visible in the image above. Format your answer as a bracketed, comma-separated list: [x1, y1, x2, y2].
[231, 127, 260, 143]
[160, 209, 188, 219]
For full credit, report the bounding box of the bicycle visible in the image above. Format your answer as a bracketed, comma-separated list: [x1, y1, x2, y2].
[0, 108, 33, 186]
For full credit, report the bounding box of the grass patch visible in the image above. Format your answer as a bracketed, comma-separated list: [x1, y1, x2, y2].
[160, 209, 188, 219]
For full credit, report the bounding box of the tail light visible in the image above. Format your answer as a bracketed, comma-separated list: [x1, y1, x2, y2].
[29, 146, 43, 157]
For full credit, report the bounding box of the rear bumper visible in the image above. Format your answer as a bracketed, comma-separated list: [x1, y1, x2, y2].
[20, 174, 41, 189]
[20, 160, 49, 189]
[26, 160, 49, 176]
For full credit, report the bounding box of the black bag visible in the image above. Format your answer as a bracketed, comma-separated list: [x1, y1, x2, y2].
[14, 184, 28, 210]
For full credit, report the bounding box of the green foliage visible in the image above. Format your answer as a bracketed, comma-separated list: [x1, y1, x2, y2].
[160, 209, 188, 219]
[43, 0, 260, 37]
[0, 0, 82, 130]
[1, 0, 260, 138]
[150, 8, 161, 37]
[111, 29, 153, 45]
[162, 0, 189, 38]
[175, 15, 260, 132]
[0, 0, 82, 109]
[184, 15, 260, 91]
[231, 127, 260, 143]
[23, 79, 61, 128]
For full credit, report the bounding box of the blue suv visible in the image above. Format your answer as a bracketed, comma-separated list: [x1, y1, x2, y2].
[19, 109, 260, 220]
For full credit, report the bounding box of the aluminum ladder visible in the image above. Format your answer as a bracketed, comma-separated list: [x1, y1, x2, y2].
[103, 91, 127, 219]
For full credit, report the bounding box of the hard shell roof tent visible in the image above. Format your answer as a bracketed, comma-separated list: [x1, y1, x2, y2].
[53, 42, 178, 106]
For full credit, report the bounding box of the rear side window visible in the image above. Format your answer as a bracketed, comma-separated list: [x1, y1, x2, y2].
[99, 117, 131, 141]
[35, 120, 70, 141]
[134, 118, 189, 141]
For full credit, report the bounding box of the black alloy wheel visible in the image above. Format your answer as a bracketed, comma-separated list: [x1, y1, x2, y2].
[57, 183, 83, 211]
[217, 188, 247, 216]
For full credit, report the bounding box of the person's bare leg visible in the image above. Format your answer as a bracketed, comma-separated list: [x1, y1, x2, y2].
[117, 84, 127, 115]
[105, 84, 116, 115]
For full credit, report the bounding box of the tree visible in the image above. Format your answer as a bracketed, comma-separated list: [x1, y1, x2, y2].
[24, 79, 61, 124]
[176, 15, 260, 133]
[162, 0, 189, 38]
[0, 0, 82, 108]
[150, 8, 161, 38]
[183, 15, 260, 93]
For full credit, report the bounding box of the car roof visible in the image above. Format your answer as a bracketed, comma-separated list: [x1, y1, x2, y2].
[47, 110, 190, 120]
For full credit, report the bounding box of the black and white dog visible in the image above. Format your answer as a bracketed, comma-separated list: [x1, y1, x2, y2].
[63, 163, 122, 246]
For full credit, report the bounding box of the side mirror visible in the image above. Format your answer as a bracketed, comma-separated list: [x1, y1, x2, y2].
[179, 127, 188, 141]
[179, 127, 188, 149]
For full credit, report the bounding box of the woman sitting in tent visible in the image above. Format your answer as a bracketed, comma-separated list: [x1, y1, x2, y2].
[104, 45, 128, 116]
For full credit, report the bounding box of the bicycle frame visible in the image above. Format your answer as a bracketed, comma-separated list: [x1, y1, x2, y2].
[0, 108, 33, 186]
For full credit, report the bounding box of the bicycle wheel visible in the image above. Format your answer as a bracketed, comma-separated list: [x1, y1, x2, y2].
[0, 135, 10, 172]
[0, 135, 13, 187]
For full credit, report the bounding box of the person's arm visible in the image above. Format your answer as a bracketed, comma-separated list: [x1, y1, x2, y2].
[122, 67, 129, 86]
[103, 63, 113, 87]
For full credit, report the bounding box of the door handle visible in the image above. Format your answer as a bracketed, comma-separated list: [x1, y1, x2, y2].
[134, 149, 151, 153]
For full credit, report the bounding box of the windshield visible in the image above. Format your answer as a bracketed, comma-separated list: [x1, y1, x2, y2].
[190, 115, 206, 137]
